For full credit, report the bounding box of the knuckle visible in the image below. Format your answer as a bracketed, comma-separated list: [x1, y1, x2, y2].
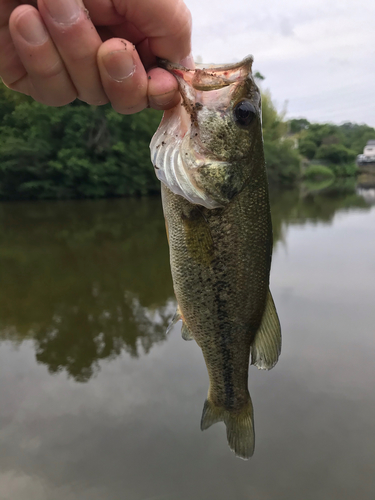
[68, 49, 96, 66]
[31, 59, 66, 81]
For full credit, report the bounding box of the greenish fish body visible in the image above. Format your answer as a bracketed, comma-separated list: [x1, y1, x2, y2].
[150, 57, 281, 459]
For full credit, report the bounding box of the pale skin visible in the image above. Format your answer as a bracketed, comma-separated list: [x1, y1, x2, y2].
[0, 0, 193, 113]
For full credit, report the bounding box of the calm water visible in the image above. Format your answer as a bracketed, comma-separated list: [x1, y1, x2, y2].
[0, 181, 374, 500]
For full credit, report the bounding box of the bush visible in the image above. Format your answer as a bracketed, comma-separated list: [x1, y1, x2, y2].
[303, 164, 335, 180]
[264, 138, 301, 184]
[328, 163, 358, 177]
[262, 91, 301, 184]
[298, 139, 317, 159]
[316, 144, 357, 164]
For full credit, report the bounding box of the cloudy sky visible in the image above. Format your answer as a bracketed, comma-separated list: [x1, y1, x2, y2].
[185, 0, 375, 127]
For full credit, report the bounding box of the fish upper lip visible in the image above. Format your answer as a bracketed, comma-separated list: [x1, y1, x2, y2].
[157, 56, 254, 73]
[157, 56, 254, 91]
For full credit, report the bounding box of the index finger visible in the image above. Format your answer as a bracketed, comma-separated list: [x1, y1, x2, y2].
[84, 0, 192, 63]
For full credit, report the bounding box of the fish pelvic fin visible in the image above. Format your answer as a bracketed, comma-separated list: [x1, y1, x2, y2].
[166, 307, 182, 335]
[181, 322, 194, 341]
[251, 289, 281, 370]
[200, 398, 255, 459]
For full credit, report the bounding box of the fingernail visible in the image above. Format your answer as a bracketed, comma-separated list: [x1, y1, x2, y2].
[149, 90, 176, 108]
[17, 10, 49, 46]
[180, 53, 195, 70]
[44, 0, 81, 24]
[102, 51, 136, 81]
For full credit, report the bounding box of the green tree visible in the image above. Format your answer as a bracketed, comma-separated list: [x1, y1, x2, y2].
[261, 91, 301, 184]
[298, 139, 317, 159]
[338, 122, 375, 153]
[315, 144, 357, 164]
[0, 82, 162, 200]
[289, 118, 310, 134]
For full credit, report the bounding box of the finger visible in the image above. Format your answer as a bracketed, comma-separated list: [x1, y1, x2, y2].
[8, 5, 77, 105]
[135, 38, 192, 110]
[85, 0, 192, 62]
[147, 67, 180, 111]
[98, 38, 149, 114]
[37, 0, 108, 105]
[0, 0, 28, 87]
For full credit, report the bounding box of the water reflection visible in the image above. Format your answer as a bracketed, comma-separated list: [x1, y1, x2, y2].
[0, 183, 374, 500]
[357, 173, 375, 204]
[0, 198, 174, 381]
[0, 182, 372, 381]
[270, 179, 370, 246]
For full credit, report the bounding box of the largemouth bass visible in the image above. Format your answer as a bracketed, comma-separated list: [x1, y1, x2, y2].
[150, 56, 281, 459]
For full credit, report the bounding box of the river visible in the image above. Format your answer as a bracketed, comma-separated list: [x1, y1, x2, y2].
[0, 180, 374, 500]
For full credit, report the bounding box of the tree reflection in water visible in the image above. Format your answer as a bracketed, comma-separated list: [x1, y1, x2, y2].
[0, 197, 175, 381]
[0, 181, 371, 382]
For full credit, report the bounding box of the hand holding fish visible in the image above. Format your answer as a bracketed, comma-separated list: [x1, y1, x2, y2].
[0, 0, 192, 112]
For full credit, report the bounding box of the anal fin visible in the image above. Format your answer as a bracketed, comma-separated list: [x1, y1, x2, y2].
[251, 289, 281, 370]
[181, 322, 194, 341]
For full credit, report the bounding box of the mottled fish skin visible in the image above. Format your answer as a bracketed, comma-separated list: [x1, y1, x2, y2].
[151, 57, 281, 459]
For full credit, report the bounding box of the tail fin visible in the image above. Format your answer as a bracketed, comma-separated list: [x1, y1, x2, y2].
[200, 398, 255, 459]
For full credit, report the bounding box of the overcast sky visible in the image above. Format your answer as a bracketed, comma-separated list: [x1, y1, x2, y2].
[185, 0, 375, 127]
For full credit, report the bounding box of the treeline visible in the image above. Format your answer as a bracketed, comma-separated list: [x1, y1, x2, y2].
[0, 82, 162, 200]
[0, 80, 374, 200]
[291, 119, 375, 180]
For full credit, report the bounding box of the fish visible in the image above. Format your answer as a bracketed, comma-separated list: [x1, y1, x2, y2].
[150, 56, 281, 459]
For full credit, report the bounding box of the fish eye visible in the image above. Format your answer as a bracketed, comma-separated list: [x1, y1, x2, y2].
[233, 100, 256, 127]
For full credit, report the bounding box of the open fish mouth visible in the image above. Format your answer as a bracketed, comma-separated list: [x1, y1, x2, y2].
[150, 56, 259, 209]
[157, 56, 254, 91]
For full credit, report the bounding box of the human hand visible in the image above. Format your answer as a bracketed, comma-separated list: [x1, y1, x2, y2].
[0, 0, 192, 113]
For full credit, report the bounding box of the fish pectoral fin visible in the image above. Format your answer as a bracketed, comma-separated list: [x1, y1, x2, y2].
[166, 306, 182, 335]
[181, 321, 194, 341]
[251, 289, 281, 370]
[201, 398, 255, 460]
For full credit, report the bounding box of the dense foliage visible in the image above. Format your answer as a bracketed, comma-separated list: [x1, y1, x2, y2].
[0, 83, 161, 200]
[261, 91, 301, 184]
[291, 119, 375, 176]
